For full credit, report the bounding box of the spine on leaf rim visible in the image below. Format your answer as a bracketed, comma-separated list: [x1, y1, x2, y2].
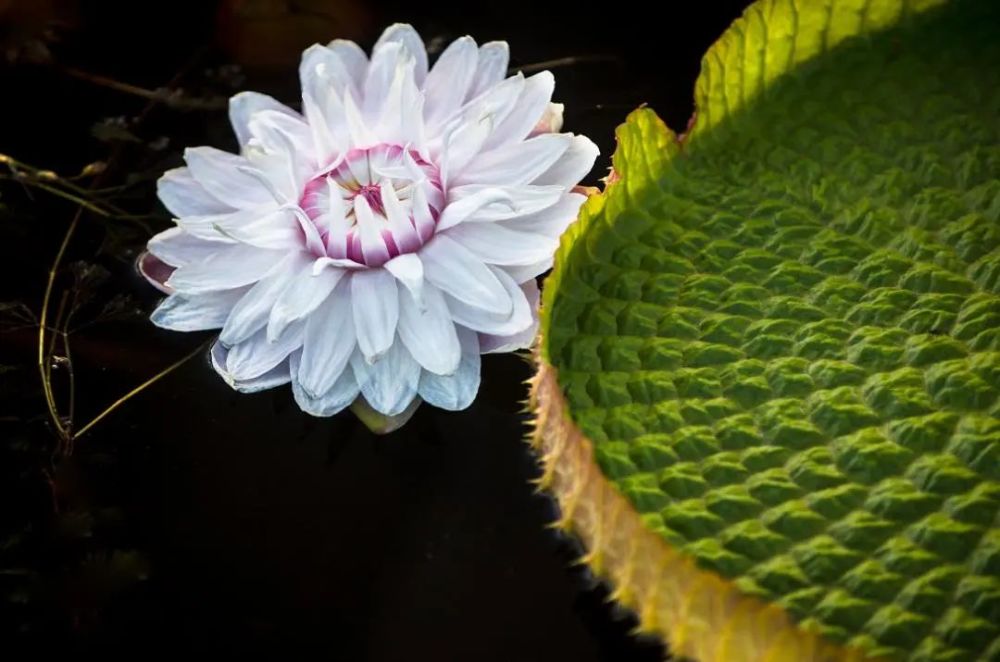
[527, 358, 881, 662]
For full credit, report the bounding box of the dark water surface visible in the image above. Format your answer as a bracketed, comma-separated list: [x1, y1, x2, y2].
[1, 1, 748, 657]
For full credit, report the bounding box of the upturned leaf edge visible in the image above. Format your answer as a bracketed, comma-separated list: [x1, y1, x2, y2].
[527, 0, 970, 660]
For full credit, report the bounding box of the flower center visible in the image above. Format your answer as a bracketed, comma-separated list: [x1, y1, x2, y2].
[357, 184, 386, 216]
[299, 145, 444, 267]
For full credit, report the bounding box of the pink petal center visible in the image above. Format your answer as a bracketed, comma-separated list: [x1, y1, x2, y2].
[357, 184, 385, 216]
[298, 144, 444, 266]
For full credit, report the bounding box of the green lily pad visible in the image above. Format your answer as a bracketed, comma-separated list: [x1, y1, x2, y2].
[533, 0, 999, 660]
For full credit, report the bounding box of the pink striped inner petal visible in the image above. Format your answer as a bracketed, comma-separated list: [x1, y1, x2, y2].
[298, 144, 444, 267]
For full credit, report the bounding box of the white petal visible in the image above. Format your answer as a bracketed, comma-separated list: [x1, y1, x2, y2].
[211, 341, 291, 393]
[220, 253, 307, 345]
[351, 269, 399, 362]
[148, 227, 230, 267]
[151, 289, 246, 331]
[297, 280, 356, 397]
[477, 71, 524, 120]
[184, 146, 275, 209]
[291, 351, 359, 417]
[238, 363, 292, 393]
[420, 235, 511, 314]
[166, 244, 283, 295]
[530, 102, 565, 136]
[229, 91, 299, 148]
[397, 62, 426, 150]
[418, 327, 480, 410]
[364, 42, 425, 144]
[313, 256, 367, 272]
[226, 323, 305, 381]
[343, 87, 376, 149]
[157, 167, 233, 217]
[428, 74, 524, 167]
[317, 180, 351, 256]
[354, 194, 390, 266]
[443, 265, 532, 336]
[444, 222, 557, 266]
[500, 192, 586, 237]
[423, 36, 478, 127]
[286, 206, 327, 256]
[451, 184, 564, 223]
[456, 133, 571, 187]
[440, 108, 494, 175]
[299, 45, 354, 159]
[371, 145, 426, 181]
[383, 253, 424, 306]
[185, 207, 300, 249]
[398, 283, 460, 375]
[435, 187, 512, 231]
[484, 71, 554, 149]
[242, 145, 306, 206]
[236, 154, 297, 205]
[267, 263, 346, 342]
[246, 109, 314, 162]
[345, 142, 372, 184]
[327, 39, 369, 86]
[373, 24, 428, 84]
[300, 43, 360, 100]
[351, 343, 420, 416]
[381, 182, 421, 253]
[468, 41, 509, 99]
[478, 279, 540, 353]
[502, 257, 553, 283]
[411, 184, 436, 241]
[174, 207, 253, 242]
[363, 40, 404, 120]
[533, 135, 599, 186]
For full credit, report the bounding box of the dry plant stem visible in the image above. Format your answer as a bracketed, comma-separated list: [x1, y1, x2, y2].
[72, 340, 210, 441]
[36, 196, 183, 445]
[46, 290, 68, 372]
[37, 206, 81, 443]
[2, 153, 97, 194]
[0, 174, 136, 218]
[62, 320, 75, 446]
[49, 289, 75, 449]
[512, 54, 623, 75]
[28, 181, 114, 216]
[36, 53, 209, 448]
[60, 65, 226, 110]
[0, 154, 132, 217]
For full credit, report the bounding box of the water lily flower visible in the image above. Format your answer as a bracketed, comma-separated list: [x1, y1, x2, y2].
[142, 23, 598, 425]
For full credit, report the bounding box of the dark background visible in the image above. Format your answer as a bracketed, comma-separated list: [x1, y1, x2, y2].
[0, 0, 749, 657]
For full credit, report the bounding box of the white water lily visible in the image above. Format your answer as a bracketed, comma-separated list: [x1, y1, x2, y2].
[144, 23, 598, 423]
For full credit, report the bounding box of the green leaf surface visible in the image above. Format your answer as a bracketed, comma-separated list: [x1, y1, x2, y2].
[540, 0, 999, 659]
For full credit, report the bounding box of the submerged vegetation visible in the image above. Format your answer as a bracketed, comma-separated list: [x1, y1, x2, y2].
[0, 20, 247, 636]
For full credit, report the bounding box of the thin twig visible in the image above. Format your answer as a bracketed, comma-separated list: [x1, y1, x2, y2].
[60, 65, 227, 111]
[511, 54, 623, 76]
[1, 153, 100, 196]
[61, 323, 75, 446]
[36, 47, 211, 448]
[37, 207, 81, 442]
[19, 180, 114, 217]
[73, 341, 210, 440]
[46, 290, 69, 376]
[0, 158, 133, 217]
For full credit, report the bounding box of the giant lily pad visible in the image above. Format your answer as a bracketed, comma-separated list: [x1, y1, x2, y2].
[531, 0, 999, 660]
